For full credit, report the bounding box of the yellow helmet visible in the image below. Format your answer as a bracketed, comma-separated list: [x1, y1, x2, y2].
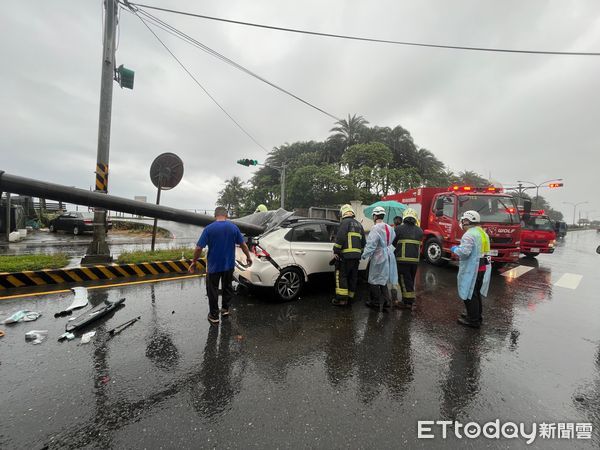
[402, 208, 419, 225]
[255, 204, 268, 213]
[340, 204, 355, 218]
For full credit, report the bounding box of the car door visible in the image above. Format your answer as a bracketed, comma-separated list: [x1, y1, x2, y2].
[436, 195, 456, 242]
[289, 223, 334, 275]
[55, 213, 71, 231]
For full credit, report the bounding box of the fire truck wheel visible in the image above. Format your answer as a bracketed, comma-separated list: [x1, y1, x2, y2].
[523, 252, 539, 258]
[425, 238, 448, 266]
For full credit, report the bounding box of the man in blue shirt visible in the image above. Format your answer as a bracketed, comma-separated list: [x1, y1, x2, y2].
[189, 207, 252, 324]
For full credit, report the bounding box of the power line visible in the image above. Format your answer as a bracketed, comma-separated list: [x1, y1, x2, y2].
[133, 8, 340, 121]
[128, 7, 269, 152]
[127, 2, 600, 57]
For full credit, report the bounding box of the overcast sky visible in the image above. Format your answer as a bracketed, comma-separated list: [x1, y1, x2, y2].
[1, 0, 599, 221]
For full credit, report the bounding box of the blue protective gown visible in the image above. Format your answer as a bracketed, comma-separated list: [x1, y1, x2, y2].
[453, 226, 492, 300]
[362, 222, 398, 286]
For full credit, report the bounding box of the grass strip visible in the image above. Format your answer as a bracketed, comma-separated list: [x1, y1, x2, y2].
[116, 248, 196, 264]
[0, 253, 70, 273]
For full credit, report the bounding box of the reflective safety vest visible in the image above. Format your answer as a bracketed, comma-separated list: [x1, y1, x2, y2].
[474, 226, 491, 256]
[393, 223, 424, 264]
[333, 217, 366, 260]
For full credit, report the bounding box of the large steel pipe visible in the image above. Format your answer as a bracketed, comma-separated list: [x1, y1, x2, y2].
[0, 171, 265, 236]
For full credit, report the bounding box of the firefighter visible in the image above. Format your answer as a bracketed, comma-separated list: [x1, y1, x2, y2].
[361, 206, 398, 309]
[391, 208, 423, 309]
[254, 204, 268, 213]
[450, 210, 492, 328]
[332, 204, 366, 306]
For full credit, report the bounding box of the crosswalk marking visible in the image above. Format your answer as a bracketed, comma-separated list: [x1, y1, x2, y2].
[554, 273, 583, 290]
[501, 265, 535, 279]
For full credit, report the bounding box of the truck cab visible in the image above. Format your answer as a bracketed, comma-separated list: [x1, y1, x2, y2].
[383, 185, 521, 266]
[519, 209, 556, 258]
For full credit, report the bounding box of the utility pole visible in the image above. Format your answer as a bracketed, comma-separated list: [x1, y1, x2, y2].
[280, 163, 286, 209]
[82, 0, 118, 265]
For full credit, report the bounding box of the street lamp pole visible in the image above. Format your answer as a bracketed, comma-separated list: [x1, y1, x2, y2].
[563, 201, 588, 226]
[517, 178, 563, 209]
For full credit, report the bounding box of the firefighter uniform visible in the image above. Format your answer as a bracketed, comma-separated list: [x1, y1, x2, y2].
[392, 209, 423, 307]
[332, 205, 366, 306]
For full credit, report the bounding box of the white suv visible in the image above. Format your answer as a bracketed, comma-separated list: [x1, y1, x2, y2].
[234, 218, 367, 301]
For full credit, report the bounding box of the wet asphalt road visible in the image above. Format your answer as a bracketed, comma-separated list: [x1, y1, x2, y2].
[1, 231, 599, 449]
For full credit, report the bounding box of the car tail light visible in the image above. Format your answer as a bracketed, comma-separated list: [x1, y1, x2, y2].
[253, 245, 270, 260]
[83, 219, 93, 224]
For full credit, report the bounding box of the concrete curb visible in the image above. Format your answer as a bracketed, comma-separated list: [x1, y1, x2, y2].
[0, 258, 206, 294]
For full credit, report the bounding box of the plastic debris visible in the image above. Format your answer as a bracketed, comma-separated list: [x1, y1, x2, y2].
[80, 331, 96, 344]
[55, 287, 89, 317]
[3, 310, 42, 324]
[108, 316, 140, 336]
[58, 332, 75, 342]
[0, 330, 5, 338]
[25, 330, 48, 344]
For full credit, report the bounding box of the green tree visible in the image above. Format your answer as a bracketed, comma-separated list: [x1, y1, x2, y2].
[217, 176, 248, 217]
[457, 170, 489, 186]
[287, 164, 354, 208]
[328, 114, 369, 149]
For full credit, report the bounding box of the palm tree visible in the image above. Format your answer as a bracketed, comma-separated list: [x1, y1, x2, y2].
[217, 176, 247, 217]
[328, 114, 369, 148]
[415, 148, 444, 178]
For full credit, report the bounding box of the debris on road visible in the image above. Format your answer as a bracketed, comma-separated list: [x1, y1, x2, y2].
[57, 332, 75, 342]
[80, 331, 96, 344]
[0, 329, 5, 338]
[108, 316, 141, 336]
[54, 287, 89, 318]
[3, 310, 42, 324]
[65, 298, 125, 332]
[25, 330, 48, 344]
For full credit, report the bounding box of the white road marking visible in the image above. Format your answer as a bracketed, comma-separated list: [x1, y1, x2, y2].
[501, 265, 535, 279]
[554, 273, 583, 290]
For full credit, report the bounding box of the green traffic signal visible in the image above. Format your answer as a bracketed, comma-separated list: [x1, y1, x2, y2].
[237, 158, 259, 166]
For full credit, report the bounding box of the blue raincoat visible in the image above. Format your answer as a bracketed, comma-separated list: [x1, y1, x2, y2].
[362, 222, 399, 286]
[453, 226, 492, 300]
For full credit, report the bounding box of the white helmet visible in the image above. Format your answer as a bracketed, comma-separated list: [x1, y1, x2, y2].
[460, 210, 481, 224]
[372, 206, 386, 217]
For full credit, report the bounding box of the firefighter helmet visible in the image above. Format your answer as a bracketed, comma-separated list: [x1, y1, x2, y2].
[460, 210, 481, 224]
[340, 204, 355, 218]
[372, 206, 386, 217]
[402, 208, 419, 224]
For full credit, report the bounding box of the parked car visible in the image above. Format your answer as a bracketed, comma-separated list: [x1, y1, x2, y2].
[49, 211, 112, 235]
[234, 217, 367, 301]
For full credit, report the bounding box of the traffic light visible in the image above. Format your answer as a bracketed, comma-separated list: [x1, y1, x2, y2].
[548, 182, 564, 188]
[116, 65, 135, 89]
[236, 158, 259, 166]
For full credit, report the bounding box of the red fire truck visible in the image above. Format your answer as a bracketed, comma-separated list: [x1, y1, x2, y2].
[519, 209, 556, 258]
[383, 185, 521, 266]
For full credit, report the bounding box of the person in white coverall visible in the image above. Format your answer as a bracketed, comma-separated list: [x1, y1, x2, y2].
[450, 210, 492, 328]
[361, 206, 398, 309]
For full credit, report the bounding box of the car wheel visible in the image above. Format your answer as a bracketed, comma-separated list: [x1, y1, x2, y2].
[275, 268, 304, 301]
[73, 226, 80, 236]
[49, 224, 56, 233]
[425, 238, 448, 266]
[523, 252, 538, 258]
